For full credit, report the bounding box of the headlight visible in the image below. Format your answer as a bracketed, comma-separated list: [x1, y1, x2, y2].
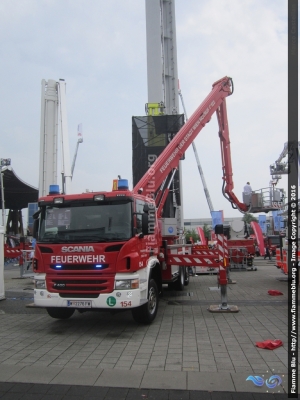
[115, 279, 139, 290]
[35, 280, 46, 289]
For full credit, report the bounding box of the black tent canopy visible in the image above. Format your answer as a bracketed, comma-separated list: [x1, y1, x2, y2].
[0, 167, 38, 210]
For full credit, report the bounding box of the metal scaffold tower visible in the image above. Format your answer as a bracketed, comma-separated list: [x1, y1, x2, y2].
[145, 0, 183, 230]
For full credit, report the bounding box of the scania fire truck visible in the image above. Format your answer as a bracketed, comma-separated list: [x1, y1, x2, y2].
[32, 76, 253, 323]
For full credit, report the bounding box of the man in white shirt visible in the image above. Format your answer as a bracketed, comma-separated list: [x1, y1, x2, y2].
[243, 182, 252, 193]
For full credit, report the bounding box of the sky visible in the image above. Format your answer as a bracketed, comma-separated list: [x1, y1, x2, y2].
[0, 0, 291, 228]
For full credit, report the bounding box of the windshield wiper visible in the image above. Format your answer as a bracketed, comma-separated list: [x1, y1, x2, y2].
[80, 237, 110, 242]
[39, 238, 69, 244]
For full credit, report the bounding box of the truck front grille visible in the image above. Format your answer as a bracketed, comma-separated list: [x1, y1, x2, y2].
[47, 275, 114, 295]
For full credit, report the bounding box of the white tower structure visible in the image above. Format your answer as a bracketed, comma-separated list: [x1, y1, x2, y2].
[145, 0, 179, 114]
[145, 0, 183, 229]
[39, 79, 58, 198]
[39, 79, 72, 197]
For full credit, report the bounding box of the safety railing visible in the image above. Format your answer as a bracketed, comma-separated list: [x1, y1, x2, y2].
[19, 250, 34, 278]
[243, 187, 285, 213]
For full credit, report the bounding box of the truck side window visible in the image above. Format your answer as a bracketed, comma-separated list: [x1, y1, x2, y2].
[135, 200, 144, 234]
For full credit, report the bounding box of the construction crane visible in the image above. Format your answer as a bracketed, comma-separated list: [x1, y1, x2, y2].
[178, 84, 214, 214]
[270, 141, 300, 185]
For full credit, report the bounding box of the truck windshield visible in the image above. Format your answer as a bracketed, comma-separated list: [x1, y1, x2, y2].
[38, 201, 132, 243]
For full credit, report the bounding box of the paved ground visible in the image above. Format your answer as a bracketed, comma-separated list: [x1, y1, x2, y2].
[0, 258, 295, 398]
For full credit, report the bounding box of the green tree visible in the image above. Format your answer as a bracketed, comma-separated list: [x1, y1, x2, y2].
[184, 229, 199, 243]
[242, 213, 258, 224]
[242, 213, 258, 237]
[202, 224, 211, 240]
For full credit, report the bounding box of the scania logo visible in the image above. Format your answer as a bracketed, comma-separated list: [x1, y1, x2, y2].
[61, 246, 95, 253]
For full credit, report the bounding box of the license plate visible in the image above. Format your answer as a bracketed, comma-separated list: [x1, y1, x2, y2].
[67, 300, 92, 308]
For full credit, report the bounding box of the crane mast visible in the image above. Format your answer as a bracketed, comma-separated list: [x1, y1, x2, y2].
[145, 0, 183, 230]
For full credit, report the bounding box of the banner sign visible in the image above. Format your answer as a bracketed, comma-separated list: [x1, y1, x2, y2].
[211, 211, 223, 229]
[258, 214, 267, 234]
[272, 211, 284, 232]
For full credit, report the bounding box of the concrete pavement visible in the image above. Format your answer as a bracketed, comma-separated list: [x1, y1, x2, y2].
[0, 258, 295, 398]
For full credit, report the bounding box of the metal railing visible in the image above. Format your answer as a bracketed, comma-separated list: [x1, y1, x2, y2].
[243, 187, 285, 212]
[19, 250, 34, 278]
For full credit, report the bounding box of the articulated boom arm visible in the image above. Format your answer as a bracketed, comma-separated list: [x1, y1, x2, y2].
[133, 77, 232, 197]
[133, 76, 248, 213]
[216, 101, 248, 212]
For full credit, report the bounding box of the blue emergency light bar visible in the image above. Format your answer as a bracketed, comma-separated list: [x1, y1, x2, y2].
[118, 179, 129, 190]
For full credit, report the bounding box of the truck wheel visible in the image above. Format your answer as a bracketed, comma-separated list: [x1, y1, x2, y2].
[174, 267, 185, 291]
[46, 307, 75, 320]
[184, 267, 189, 286]
[131, 279, 158, 324]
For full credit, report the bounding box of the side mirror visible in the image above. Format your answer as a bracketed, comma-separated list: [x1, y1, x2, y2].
[33, 219, 39, 239]
[142, 213, 149, 235]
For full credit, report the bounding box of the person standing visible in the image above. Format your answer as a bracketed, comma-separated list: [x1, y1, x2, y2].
[243, 182, 252, 193]
[255, 245, 260, 257]
[243, 182, 252, 206]
[264, 246, 271, 260]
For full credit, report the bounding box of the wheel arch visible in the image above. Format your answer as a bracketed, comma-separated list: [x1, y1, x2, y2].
[149, 262, 162, 294]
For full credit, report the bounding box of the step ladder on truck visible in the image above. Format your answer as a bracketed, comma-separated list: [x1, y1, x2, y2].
[32, 77, 276, 323]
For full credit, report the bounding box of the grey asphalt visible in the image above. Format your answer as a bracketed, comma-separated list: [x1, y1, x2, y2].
[0, 259, 295, 398]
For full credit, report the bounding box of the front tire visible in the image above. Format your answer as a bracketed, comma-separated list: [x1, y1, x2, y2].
[184, 267, 189, 286]
[132, 279, 159, 324]
[46, 307, 75, 320]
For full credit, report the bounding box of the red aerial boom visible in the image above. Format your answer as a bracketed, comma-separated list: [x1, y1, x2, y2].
[133, 76, 248, 214]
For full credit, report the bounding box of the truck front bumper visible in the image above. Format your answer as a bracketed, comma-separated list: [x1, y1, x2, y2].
[33, 273, 148, 310]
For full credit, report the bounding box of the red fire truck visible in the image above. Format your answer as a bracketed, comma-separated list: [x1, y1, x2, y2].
[32, 77, 251, 323]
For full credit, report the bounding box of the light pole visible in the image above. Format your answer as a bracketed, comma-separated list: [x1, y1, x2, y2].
[0, 158, 11, 229]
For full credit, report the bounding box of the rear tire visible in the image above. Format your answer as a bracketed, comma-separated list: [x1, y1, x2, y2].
[46, 307, 75, 320]
[132, 279, 158, 324]
[174, 267, 185, 291]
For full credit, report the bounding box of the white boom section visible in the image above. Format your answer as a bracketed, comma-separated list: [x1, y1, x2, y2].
[58, 80, 72, 194]
[39, 79, 58, 198]
[178, 87, 215, 213]
[145, 0, 162, 104]
[145, 0, 180, 113]
[71, 124, 83, 178]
